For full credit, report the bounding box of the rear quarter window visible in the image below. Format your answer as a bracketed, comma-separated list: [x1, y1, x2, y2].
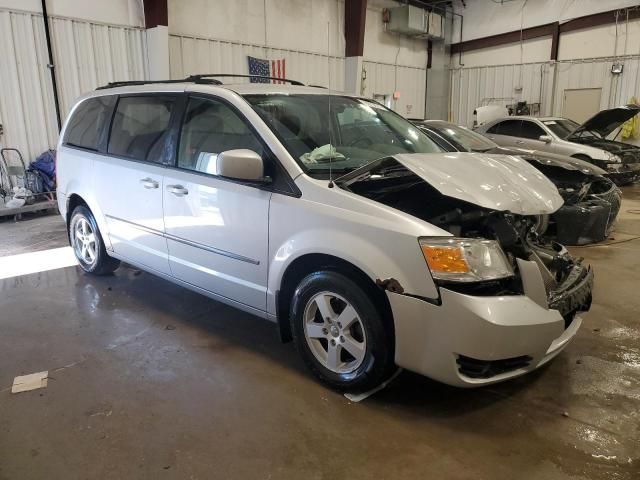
[63, 96, 115, 151]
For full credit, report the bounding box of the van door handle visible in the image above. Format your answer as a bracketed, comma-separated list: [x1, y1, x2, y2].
[167, 184, 189, 196]
[515, 140, 525, 145]
[140, 178, 159, 189]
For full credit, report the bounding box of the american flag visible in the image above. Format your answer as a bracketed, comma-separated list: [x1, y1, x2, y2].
[247, 56, 286, 84]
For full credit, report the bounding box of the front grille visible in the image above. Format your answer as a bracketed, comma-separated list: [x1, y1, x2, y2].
[456, 355, 532, 379]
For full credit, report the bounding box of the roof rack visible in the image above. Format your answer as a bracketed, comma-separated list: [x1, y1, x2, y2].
[96, 78, 222, 90]
[186, 74, 305, 86]
[96, 73, 305, 90]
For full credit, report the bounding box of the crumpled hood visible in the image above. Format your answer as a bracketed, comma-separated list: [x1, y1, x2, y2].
[393, 152, 564, 215]
[569, 104, 640, 138]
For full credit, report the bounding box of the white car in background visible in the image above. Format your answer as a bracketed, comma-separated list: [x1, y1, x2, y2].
[56, 75, 593, 392]
[475, 106, 640, 185]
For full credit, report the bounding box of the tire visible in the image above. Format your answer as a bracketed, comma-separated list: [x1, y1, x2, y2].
[69, 205, 120, 275]
[290, 271, 395, 392]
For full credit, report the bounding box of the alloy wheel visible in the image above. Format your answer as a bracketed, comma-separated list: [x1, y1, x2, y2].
[303, 291, 367, 374]
[73, 217, 97, 266]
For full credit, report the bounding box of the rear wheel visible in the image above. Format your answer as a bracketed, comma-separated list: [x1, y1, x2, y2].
[290, 271, 395, 392]
[69, 205, 119, 275]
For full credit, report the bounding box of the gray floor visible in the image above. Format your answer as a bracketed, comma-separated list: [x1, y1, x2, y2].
[0, 191, 639, 480]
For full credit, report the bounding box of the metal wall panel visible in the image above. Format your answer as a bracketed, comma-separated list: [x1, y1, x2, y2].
[450, 62, 548, 127]
[170, 34, 427, 118]
[451, 56, 640, 127]
[169, 34, 345, 90]
[553, 57, 640, 116]
[0, 9, 147, 161]
[362, 61, 426, 119]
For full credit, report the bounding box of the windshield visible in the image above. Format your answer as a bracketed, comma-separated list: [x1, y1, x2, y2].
[428, 122, 497, 152]
[244, 94, 443, 176]
[542, 119, 581, 138]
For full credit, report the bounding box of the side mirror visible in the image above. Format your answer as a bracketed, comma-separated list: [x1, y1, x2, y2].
[539, 135, 552, 143]
[216, 149, 270, 183]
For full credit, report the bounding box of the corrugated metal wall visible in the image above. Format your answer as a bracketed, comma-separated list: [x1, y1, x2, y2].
[169, 34, 427, 118]
[0, 9, 147, 160]
[450, 55, 640, 127]
[169, 34, 345, 90]
[362, 61, 426, 118]
[449, 62, 548, 127]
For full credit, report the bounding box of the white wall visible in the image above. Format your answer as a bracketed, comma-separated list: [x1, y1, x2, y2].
[0, 0, 143, 27]
[559, 18, 640, 60]
[448, 0, 640, 130]
[450, 56, 640, 127]
[460, 37, 552, 68]
[168, 0, 344, 57]
[168, 0, 430, 117]
[452, 0, 640, 42]
[0, 5, 147, 159]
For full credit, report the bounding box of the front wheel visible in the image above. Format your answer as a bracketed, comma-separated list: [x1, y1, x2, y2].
[290, 271, 395, 392]
[69, 205, 120, 275]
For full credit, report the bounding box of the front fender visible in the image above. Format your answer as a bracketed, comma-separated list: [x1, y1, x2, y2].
[266, 193, 440, 316]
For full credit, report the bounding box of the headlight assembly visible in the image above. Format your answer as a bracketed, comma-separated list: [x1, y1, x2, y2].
[419, 237, 513, 283]
[605, 152, 622, 163]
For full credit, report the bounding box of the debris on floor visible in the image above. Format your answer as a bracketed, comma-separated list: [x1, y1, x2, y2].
[11, 371, 48, 393]
[344, 368, 403, 403]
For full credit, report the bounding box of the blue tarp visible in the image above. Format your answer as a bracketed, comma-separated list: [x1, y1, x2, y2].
[29, 150, 56, 192]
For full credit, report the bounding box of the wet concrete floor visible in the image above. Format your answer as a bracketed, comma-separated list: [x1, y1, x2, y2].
[0, 189, 639, 479]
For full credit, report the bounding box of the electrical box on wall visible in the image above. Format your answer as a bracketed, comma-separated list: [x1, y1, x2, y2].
[385, 5, 443, 40]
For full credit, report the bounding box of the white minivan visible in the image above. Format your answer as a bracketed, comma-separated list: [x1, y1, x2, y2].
[57, 76, 593, 392]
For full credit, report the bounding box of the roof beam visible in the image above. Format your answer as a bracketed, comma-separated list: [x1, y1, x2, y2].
[451, 6, 640, 55]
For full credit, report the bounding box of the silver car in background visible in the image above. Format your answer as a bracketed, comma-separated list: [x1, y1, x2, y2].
[475, 106, 640, 185]
[56, 77, 593, 392]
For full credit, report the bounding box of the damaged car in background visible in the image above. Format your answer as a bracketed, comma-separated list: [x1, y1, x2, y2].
[474, 105, 640, 185]
[414, 119, 622, 245]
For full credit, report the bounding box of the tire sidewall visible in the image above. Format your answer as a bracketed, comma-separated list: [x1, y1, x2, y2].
[291, 271, 393, 392]
[69, 205, 105, 274]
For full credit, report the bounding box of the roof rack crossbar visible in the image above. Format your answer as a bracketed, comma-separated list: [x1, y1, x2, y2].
[186, 74, 305, 86]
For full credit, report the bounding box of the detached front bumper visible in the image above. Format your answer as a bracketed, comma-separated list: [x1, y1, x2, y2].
[389, 263, 592, 387]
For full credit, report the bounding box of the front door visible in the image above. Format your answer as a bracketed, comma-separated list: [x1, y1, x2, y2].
[517, 119, 551, 151]
[94, 94, 178, 275]
[484, 119, 523, 148]
[163, 95, 271, 311]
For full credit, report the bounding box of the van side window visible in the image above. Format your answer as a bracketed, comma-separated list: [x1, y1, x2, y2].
[108, 96, 175, 163]
[177, 97, 263, 175]
[487, 120, 521, 137]
[64, 96, 115, 151]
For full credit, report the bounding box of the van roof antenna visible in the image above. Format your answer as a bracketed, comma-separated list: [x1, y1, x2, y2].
[327, 21, 335, 189]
